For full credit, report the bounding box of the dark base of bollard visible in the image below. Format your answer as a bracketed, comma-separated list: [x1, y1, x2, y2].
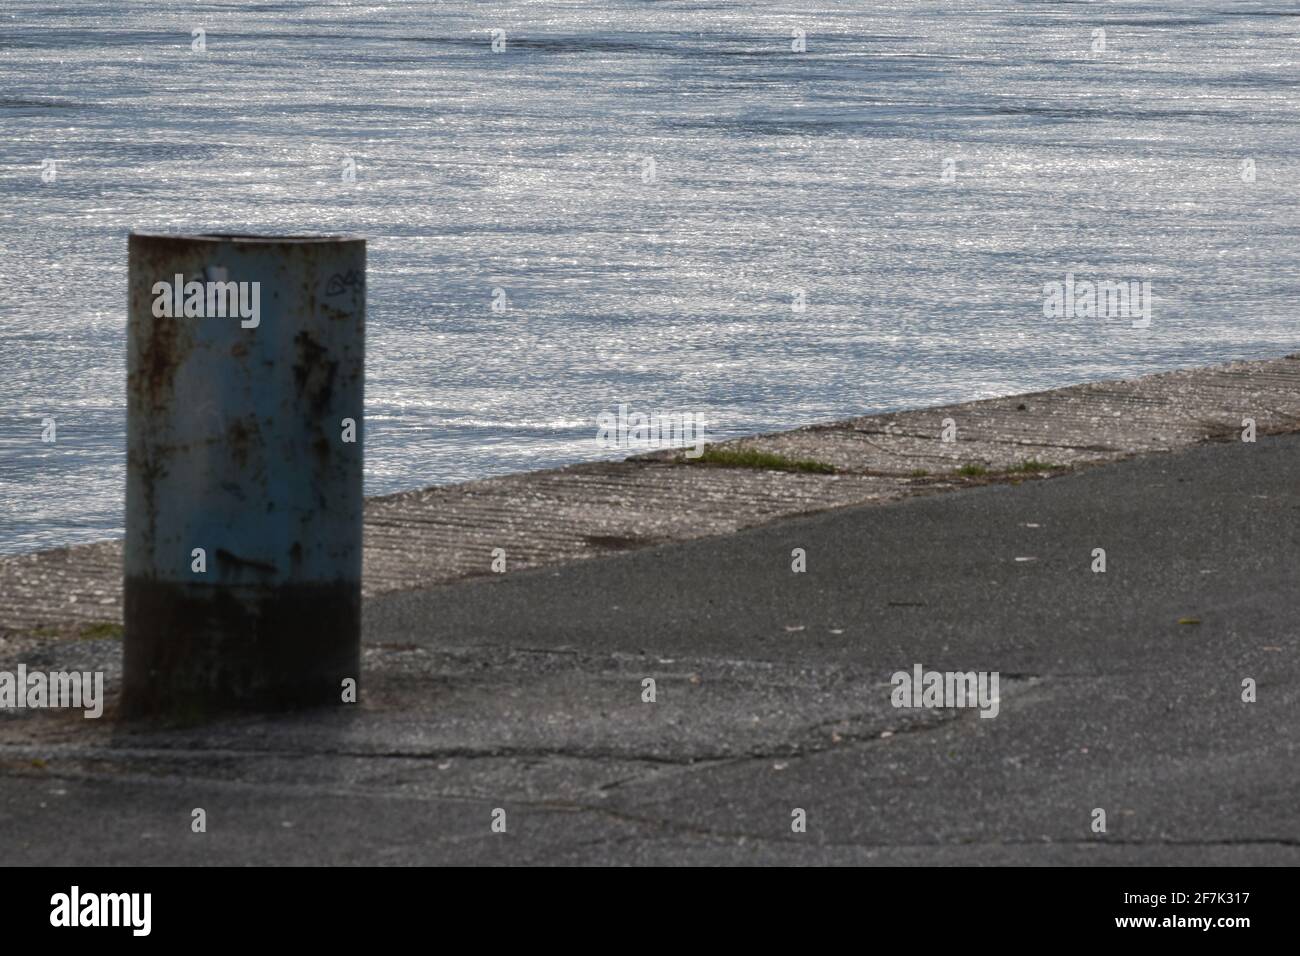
[121, 577, 361, 720]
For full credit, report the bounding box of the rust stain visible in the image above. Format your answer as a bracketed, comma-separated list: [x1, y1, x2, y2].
[292, 330, 338, 416]
[138, 291, 183, 408]
[215, 548, 277, 574]
[131, 240, 196, 411]
[225, 416, 262, 470]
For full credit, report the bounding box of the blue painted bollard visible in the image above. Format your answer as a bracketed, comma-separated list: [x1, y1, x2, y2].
[124, 232, 365, 717]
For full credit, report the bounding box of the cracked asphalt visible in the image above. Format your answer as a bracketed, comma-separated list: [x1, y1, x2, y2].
[1, 433, 1297, 864]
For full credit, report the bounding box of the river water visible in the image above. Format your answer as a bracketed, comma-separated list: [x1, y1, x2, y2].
[1, 0, 1297, 554]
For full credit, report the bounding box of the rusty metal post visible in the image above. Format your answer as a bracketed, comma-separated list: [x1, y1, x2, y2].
[124, 232, 365, 718]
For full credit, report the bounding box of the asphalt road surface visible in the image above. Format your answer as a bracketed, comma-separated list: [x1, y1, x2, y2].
[3, 434, 1296, 864]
